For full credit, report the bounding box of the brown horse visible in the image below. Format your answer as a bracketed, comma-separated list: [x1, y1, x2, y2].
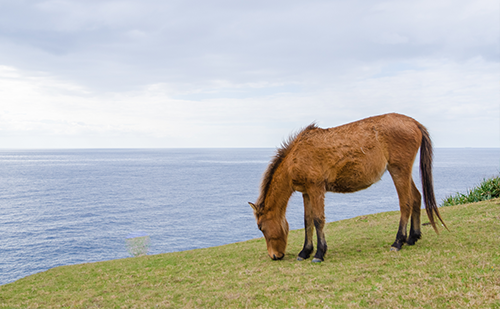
[249, 113, 447, 262]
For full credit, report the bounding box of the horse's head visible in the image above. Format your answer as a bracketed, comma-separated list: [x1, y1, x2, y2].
[249, 202, 289, 260]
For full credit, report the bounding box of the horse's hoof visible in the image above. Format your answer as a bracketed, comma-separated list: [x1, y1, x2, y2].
[390, 246, 400, 252]
[312, 258, 322, 263]
[297, 256, 305, 261]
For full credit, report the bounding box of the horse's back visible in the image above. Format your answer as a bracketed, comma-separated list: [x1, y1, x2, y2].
[286, 113, 423, 193]
[323, 113, 422, 164]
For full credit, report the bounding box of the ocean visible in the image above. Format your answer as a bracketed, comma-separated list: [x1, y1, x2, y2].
[0, 148, 498, 285]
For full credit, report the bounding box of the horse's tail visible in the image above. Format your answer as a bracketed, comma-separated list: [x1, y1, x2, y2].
[417, 123, 448, 234]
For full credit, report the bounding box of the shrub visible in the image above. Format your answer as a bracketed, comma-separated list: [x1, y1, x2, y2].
[442, 176, 500, 206]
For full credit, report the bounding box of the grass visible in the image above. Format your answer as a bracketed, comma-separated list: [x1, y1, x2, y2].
[1, 199, 499, 308]
[442, 176, 500, 206]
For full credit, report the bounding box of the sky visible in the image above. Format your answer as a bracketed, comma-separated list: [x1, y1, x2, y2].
[0, 0, 499, 148]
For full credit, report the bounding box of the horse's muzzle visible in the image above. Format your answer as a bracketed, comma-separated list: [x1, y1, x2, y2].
[271, 253, 284, 260]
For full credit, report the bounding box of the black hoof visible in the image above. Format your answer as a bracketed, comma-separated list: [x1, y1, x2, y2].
[406, 238, 417, 246]
[298, 248, 313, 260]
[391, 241, 404, 251]
[407, 232, 421, 246]
[312, 258, 322, 263]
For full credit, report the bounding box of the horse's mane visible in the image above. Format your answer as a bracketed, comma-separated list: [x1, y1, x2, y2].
[257, 123, 318, 207]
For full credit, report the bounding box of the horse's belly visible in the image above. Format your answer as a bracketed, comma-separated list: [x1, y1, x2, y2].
[326, 179, 373, 193]
[326, 161, 387, 193]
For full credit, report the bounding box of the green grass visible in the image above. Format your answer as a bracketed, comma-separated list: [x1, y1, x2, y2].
[1, 199, 500, 308]
[442, 176, 500, 206]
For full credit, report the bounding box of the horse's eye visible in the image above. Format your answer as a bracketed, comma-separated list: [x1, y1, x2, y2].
[258, 224, 263, 231]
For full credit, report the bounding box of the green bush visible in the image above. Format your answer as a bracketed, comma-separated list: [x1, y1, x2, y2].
[442, 176, 500, 206]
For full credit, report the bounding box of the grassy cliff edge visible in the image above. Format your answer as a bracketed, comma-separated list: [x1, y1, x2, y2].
[1, 199, 499, 308]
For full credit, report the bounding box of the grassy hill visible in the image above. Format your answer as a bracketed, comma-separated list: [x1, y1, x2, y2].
[1, 199, 499, 308]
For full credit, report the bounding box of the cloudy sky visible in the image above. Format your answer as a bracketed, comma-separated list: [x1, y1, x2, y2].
[0, 0, 498, 148]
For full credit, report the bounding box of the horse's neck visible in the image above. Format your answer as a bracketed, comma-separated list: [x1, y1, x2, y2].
[264, 170, 293, 216]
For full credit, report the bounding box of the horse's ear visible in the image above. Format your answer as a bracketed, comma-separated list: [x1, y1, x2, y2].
[248, 202, 257, 212]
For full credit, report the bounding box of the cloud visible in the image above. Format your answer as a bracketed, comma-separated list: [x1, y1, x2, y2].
[1, 0, 497, 87]
[0, 0, 498, 148]
[1, 55, 498, 148]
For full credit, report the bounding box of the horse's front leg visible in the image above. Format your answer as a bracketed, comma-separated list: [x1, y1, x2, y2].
[312, 217, 327, 262]
[309, 187, 327, 262]
[297, 193, 314, 261]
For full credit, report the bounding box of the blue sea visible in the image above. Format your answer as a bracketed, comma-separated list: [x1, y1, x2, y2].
[1, 148, 499, 285]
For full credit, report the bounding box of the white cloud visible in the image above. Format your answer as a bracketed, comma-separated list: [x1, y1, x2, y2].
[1, 55, 498, 148]
[0, 0, 498, 148]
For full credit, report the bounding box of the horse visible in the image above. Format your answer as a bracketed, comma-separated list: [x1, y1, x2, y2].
[249, 113, 447, 262]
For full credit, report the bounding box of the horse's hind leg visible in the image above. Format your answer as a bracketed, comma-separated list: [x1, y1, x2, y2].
[407, 180, 422, 245]
[388, 166, 413, 251]
[297, 193, 315, 261]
